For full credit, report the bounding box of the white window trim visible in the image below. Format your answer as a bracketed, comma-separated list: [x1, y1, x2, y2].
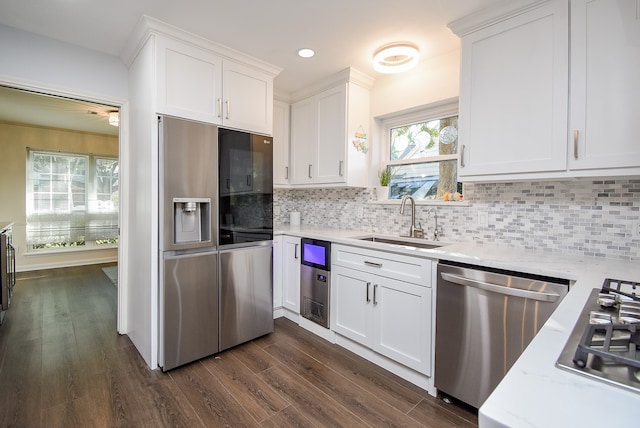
[373, 97, 461, 204]
[26, 148, 119, 252]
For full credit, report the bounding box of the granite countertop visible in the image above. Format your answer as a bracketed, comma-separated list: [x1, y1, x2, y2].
[275, 224, 640, 427]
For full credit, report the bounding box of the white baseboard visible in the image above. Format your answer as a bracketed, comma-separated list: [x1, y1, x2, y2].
[298, 317, 336, 344]
[335, 335, 436, 397]
[17, 255, 118, 272]
[273, 307, 285, 319]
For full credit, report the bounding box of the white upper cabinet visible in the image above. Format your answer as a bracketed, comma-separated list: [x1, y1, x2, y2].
[568, 0, 640, 171]
[273, 100, 290, 185]
[452, 0, 569, 180]
[156, 36, 222, 124]
[222, 61, 273, 135]
[289, 68, 372, 187]
[156, 35, 275, 135]
[450, 0, 640, 181]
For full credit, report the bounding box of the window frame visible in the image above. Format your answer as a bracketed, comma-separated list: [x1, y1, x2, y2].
[26, 148, 119, 252]
[379, 98, 460, 202]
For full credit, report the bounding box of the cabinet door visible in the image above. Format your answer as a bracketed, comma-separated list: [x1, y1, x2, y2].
[569, 0, 640, 170]
[457, 1, 568, 178]
[289, 97, 316, 184]
[156, 37, 222, 124]
[373, 278, 431, 375]
[331, 266, 372, 347]
[315, 85, 346, 184]
[282, 236, 301, 313]
[223, 61, 273, 135]
[273, 100, 290, 185]
[272, 236, 283, 310]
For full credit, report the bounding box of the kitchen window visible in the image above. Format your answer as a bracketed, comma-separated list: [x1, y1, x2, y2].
[26, 149, 119, 251]
[381, 99, 461, 201]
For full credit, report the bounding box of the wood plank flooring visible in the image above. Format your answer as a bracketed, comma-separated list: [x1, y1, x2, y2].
[0, 264, 478, 427]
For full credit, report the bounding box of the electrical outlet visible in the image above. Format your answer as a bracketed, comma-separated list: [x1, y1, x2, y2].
[273, 206, 280, 216]
[356, 206, 364, 218]
[478, 211, 489, 228]
[633, 220, 640, 238]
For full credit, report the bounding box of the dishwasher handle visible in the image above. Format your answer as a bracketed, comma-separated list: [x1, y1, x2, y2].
[440, 272, 561, 303]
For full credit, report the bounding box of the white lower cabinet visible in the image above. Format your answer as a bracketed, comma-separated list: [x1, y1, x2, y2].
[272, 236, 283, 311]
[331, 245, 433, 375]
[282, 236, 301, 314]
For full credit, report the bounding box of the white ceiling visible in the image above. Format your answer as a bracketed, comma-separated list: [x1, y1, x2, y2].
[0, 0, 501, 135]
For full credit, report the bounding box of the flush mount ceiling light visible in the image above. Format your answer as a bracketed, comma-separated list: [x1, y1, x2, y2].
[373, 42, 419, 74]
[108, 111, 119, 127]
[297, 48, 315, 58]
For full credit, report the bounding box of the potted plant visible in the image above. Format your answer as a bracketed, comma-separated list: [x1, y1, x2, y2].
[377, 166, 391, 200]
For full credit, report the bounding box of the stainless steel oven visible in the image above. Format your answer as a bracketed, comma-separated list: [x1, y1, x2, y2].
[300, 238, 331, 328]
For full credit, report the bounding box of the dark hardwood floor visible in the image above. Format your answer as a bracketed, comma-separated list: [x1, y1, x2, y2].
[0, 264, 477, 427]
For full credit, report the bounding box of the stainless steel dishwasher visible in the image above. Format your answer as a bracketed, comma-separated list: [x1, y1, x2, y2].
[435, 261, 569, 408]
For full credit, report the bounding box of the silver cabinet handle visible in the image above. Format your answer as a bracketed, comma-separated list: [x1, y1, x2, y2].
[364, 261, 382, 268]
[225, 100, 230, 120]
[440, 272, 561, 302]
[373, 284, 378, 306]
[217, 98, 223, 118]
[294, 243, 299, 259]
[339, 160, 344, 176]
[573, 130, 579, 159]
[460, 145, 466, 167]
[308, 164, 312, 179]
[366, 281, 371, 303]
[247, 175, 252, 186]
[285, 166, 289, 179]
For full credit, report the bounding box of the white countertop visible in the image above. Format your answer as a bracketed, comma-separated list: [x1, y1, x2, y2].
[275, 225, 640, 427]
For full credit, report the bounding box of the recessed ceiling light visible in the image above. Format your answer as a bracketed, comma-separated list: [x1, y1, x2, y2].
[373, 42, 419, 74]
[297, 48, 315, 58]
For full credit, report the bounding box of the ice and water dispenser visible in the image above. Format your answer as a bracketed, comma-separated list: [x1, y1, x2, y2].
[173, 198, 211, 244]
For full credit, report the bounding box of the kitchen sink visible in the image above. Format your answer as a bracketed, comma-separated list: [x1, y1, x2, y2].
[353, 235, 446, 250]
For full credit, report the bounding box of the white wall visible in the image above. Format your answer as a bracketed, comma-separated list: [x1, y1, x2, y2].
[0, 24, 128, 100]
[0, 122, 119, 271]
[370, 50, 460, 118]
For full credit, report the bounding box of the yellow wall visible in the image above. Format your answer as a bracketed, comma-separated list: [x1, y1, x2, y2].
[0, 121, 118, 271]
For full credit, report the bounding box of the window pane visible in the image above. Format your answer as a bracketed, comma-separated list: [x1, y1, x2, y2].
[388, 160, 459, 200]
[95, 158, 119, 210]
[390, 116, 458, 161]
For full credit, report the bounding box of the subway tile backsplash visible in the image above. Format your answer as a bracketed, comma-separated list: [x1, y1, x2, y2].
[274, 179, 640, 261]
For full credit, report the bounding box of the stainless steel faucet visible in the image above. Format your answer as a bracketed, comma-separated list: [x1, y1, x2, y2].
[400, 195, 424, 238]
[428, 208, 440, 241]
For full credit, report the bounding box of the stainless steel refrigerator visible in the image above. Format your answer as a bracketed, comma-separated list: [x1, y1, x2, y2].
[159, 115, 219, 371]
[218, 128, 274, 352]
[159, 117, 274, 371]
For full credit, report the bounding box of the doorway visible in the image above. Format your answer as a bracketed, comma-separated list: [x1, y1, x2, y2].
[0, 84, 126, 332]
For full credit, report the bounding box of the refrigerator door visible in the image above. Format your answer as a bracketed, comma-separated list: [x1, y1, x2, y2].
[161, 250, 218, 371]
[218, 128, 273, 246]
[160, 115, 218, 252]
[219, 244, 273, 351]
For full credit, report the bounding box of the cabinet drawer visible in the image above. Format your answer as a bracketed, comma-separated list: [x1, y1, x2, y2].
[332, 244, 432, 286]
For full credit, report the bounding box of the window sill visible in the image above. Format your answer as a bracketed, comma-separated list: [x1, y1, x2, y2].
[25, 244, 118, 256]
[368, 199, 469, 207]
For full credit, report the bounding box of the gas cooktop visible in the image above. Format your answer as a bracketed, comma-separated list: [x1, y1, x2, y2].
[556, 278, 640, 394]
